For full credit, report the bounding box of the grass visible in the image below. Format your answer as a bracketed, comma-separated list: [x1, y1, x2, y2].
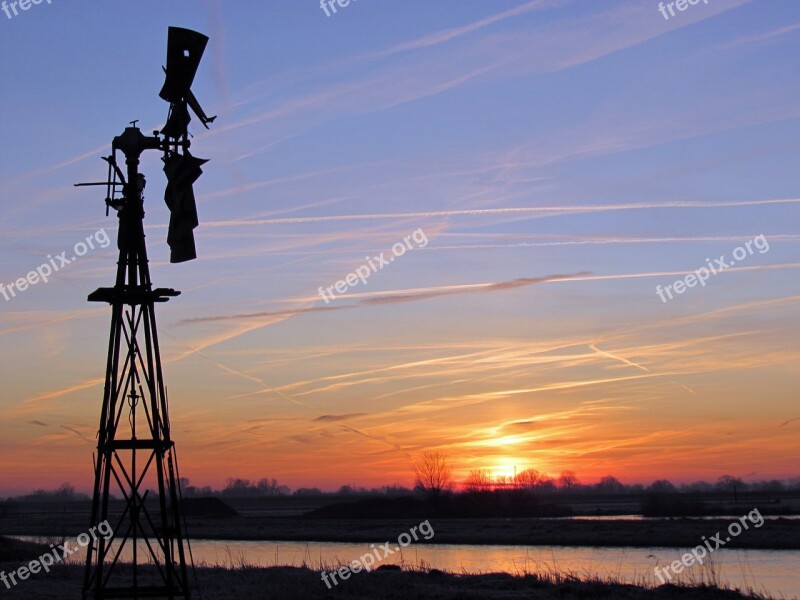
[1, 537, 779, 600]
[0, 532, 791, 599]
[0, 561, 780, 600]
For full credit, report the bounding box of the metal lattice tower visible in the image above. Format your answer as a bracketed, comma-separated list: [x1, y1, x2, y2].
[82, 126, 191, 599]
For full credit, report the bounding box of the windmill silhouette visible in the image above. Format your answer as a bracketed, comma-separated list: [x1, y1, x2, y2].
[76, 27, 214, 599]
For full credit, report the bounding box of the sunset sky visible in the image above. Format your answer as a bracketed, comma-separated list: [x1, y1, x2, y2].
[1, 0, 799, 496]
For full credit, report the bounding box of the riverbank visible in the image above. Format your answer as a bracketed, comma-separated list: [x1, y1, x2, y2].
[194, 516, 800, 549]
[0, 561, 777, 600]
[4, 516, 800, 549]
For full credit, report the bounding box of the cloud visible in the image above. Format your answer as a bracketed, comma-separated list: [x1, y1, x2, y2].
[720, 21, 800, 49]
[10, 377, 104, 417]
[502, 420, 546, 432]
[313, 413, 367, 423]
[198, 198, 800, 229]
[288, 434, 315, 444]
[182, 272, 586, 324]
[338, 424, 407, 455]
[362, 273, 587, 305]
[589, 343, 650, 373]
[181, 304, 352, 324]
[377, 0, 570, 57]
[60, 425, 93, 444]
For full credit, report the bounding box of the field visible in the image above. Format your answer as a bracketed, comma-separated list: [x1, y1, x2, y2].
[0, 560, 778, 600]
[3, 512, 800, 550]
[2, 497, 798, 598]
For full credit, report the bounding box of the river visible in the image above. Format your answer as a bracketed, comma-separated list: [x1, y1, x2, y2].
[37, 537, 799, 599]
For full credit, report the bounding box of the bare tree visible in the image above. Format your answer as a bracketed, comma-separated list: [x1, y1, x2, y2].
[557, 470, 579, 491]
[493, 475, 514, 489]
[257, 478, 290, 496]
[515, 468, 545, 490]
[412, 450, 453, 499]
[463, 469, 493, 492]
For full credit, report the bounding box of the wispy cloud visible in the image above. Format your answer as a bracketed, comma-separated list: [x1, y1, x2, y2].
[182, 273, 584, 323]
[313, 413, 367, 422]
[198, 198, 800, 229]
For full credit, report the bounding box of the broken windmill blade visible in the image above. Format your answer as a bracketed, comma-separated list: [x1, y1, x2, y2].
[158, 26, 215, 264]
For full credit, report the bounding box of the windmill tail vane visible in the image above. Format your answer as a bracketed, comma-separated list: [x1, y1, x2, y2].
[76, 26, 215, 263]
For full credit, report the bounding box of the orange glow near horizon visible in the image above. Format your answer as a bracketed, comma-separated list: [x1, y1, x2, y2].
[2, 2, 800, 498]
[2, 317, 800, 496]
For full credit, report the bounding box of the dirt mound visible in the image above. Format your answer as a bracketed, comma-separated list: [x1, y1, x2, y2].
[0, 536, 51, 562]
[180, 497, 238, 518]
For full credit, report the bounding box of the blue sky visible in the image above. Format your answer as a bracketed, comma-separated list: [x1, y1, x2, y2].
[1, 0, 799, 495]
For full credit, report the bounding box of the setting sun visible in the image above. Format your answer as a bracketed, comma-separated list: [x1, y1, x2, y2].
[489, 459, 527, 480]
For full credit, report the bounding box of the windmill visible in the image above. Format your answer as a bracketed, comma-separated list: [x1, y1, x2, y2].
[75, 27, 215, 599]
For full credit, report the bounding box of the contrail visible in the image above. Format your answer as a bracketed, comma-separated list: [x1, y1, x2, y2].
[60, 425, 94, 444]
[182, 273, 583, 323]
[589, 343, 650, 372]
[199, 198, 800, 228]
[289, 262, 800, 304]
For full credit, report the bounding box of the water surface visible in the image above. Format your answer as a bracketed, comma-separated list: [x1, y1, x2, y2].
[25, 536, 796, 599]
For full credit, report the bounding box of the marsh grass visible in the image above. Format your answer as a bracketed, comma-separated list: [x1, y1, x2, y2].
[0, 536, 787, 599]
[0, 559, 781, 599]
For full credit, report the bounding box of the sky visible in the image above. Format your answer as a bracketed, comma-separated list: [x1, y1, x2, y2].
[1, 0, 799, 496]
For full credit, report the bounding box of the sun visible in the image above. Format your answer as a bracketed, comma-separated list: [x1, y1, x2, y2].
[489, 458, 525, 480]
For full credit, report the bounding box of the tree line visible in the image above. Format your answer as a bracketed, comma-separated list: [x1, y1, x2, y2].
[4, 452, 798, 501]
